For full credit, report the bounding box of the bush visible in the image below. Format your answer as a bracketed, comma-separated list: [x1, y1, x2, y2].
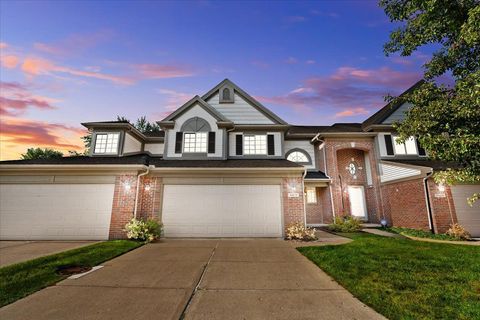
[446, 223, 471, 240]
[328, 216, 362, 233]
[390, 227, 464, 241]
[285, 223, 317, 241]
[124, 217, 163, 242]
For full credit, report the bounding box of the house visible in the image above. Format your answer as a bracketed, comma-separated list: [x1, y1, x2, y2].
[0, 79, 478, 240]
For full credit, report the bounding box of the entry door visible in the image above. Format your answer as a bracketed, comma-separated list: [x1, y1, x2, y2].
[347, 186, 367, 220]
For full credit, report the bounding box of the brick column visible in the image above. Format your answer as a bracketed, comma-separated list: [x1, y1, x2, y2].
[282, 177, 305, 227]
[109, 175, 137, 239]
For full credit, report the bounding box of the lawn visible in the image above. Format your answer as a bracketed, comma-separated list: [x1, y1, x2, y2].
[0, 240, 142, 307]
[298, 233, 480, 320]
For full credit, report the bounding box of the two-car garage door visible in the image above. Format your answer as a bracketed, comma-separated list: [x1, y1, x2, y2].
[0, 184, 114, 240]
[162, 185, 283, 237]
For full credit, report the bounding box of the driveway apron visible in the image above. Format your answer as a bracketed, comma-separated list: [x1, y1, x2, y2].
[0, 238, 385, 320]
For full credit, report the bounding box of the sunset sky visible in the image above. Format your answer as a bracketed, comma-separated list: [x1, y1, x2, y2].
[0, 0, 430, 160]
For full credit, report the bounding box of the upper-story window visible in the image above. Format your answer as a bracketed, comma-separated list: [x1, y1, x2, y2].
[383, 134, 426, 156]
[94, 133, 120, 154]
[183, 132, 207, 153]
[287, 151, 308, 163]
[244, 134, 267, 155]
[219, 85, 234, 103]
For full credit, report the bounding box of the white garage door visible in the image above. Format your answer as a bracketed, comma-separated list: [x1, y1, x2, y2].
[451, 185, 480, 237]
[162, 185, 283, 237]
[0, 184, 115, 240]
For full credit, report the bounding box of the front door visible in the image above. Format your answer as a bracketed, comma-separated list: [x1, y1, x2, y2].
[347, 185, 367, 220]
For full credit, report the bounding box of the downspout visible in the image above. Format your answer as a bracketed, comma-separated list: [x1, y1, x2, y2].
[302, 168, 307, 227]
[321, 139, 336, 219]
[423, 170, 435, 233]
[133, 166, 150, 219]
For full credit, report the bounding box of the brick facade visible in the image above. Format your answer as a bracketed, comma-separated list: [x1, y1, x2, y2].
[427, 180, 457, 233]
[282, 177, 306, 227]
[305, 187, 332, 224]
[109, 175, 138, 239]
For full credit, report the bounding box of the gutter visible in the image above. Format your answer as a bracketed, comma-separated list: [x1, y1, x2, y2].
[0, 164, 148, 171]
[133, 165, 152, 218]
[423, 170, 435, 233]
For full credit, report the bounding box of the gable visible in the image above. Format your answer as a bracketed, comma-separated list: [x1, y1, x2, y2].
[206, 92, 275, 125]
[382, 102, 412, 124]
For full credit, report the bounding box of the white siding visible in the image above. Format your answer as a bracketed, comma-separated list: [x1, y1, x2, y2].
[206, 92, 274, 124]
[380, 162, 422, 183]
[284, 140, 316, 169]
[383, 102, 412, 124]
[165, 103, 224, 158]
[144, 143, 164, 155]
[123, 132, 142, 154]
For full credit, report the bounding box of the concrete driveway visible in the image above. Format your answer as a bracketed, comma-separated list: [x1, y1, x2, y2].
[0, 238, 385, 320]
[0, 241, 98, 267]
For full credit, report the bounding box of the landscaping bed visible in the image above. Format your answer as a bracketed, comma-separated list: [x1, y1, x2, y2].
[298, 232, 480, 320]
[0, 240, 142, 307]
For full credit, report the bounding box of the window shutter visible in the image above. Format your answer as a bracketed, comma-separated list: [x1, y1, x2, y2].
[208, 132, 216, 154]
[416, 139, 426, 156]
[267, 134, 275, 155]
[384, 134, 394, 156]
[175, 132, 183, 153]
[235, 134, 243, 155]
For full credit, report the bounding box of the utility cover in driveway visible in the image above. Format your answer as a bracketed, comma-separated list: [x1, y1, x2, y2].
[162, 185, 282, 237]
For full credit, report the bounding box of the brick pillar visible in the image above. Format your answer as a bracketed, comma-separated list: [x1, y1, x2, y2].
[109, 175, 137, 239]
[282, 177, 305, 227]
[428, 180, 457, 233]
[137, 176, 163, 221]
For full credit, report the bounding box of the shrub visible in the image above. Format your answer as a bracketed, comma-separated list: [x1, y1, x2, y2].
[390, 227, 464, 241]
[124, 217, 163, 242]
[285, 223, 317, 241]
[328, 216, 362, 233]
[446, 223, 471, 240]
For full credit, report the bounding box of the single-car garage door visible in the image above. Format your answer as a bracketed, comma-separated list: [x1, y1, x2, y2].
[0, 184, 115, 240]
[451, 185, 480, 237]
[162, 185, 283, 237]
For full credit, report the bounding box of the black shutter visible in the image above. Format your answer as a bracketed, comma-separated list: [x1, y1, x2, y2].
[208, 132, 216, 153]
[175, 132, 183, 153]
[267, 134, 275, 155]
[384, 134, 394, 156]
[416, 139, 426, 156]
[235, 134, 243, 155]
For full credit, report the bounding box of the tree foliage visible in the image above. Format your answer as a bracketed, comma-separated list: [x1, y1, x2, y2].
[116, 115, 161, 134]
[21, 148, 63, 160]
[380, 0, 480, 202]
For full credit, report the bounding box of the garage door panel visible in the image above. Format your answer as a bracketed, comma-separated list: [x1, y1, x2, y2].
[451, 185, 480, 237]
[0, 183, 114, 240]
[162, 185, 282, 237]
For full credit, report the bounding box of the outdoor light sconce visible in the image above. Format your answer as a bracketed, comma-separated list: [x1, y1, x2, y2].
[144, 184, 151, 192]
[380, 219, 388, 228]
[438, 184, 446, 192]
[123, 182, 131, 191]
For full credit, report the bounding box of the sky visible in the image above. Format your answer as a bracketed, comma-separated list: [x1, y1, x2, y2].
[0, 0, 430, 160]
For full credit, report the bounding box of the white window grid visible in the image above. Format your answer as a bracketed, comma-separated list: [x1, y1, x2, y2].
[287, 151, 308, 163]
[244, 135, 266, 155]
[306, 188, 317, 204]
[393, 135, 417, 155]
[94, 133, 119, 154]
[183, 132, 207, 153]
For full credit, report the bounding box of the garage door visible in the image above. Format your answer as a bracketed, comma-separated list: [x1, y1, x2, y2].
[451, 185, 480, 237]
[0, 184, 115, 240]
[162, 185, 283, 237]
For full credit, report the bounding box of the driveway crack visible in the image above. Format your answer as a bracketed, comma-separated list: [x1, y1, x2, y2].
[179, 241, 218, 320]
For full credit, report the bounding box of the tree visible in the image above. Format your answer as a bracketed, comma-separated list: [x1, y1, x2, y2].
[116, 115, 162, 134]
[380, 0, 480, 203]
[21, 148, 63, 160]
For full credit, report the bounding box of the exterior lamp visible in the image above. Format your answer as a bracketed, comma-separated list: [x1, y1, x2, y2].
[123, 182, 131, 191]
[438, 184, 446, 192]
[380, 219, 388, 228]
[144, 184, 151, 192]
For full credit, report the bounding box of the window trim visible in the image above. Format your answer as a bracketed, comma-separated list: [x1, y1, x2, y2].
[92, 132, 121, 155]
[285, 148, 312, 164]
[183, 131, 208, 153]
[243, 134, 267, 155]
[393, 135, 418, 156]
[306, 187, 317, 204]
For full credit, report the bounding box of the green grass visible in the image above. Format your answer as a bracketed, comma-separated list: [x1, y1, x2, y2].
[298, 232, 480, 320]
[0, 240, 142, 307]
[387, 227, 464, 241]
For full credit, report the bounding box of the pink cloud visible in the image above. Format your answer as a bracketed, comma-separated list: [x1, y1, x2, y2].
[0, 81, 58, 116]
[0, 42, 7, 49]
[335, 107, 370, 118]
[133, 64, 194, 79]
[155, 88, 194, 119]
[251, 60, 269, 69]
[0, 55, 20, 68]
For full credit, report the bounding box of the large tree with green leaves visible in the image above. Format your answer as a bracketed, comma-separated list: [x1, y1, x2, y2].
[380, 0, 480, 203]
[21, 148, 63, 160]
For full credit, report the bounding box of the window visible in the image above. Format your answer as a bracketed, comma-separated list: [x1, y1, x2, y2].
[94, 133, 119, 154]
[244, 135, 267, 155]
[183, 132, 207, 153]
[306, 188, 317, 204]
[393, 135, 417, 155]
[287, 151, 309, 163]
[222, 88, 231, 101]
[220, 86, 234, 103]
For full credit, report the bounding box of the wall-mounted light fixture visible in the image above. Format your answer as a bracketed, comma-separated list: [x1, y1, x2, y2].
[144, 184, 151, 192]
[438, 184, 446, 193]
[123, 182, 131, 191]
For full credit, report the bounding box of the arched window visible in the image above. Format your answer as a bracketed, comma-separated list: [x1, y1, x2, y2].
[222, 88, 231, 101]
[286, 149, 311, 164]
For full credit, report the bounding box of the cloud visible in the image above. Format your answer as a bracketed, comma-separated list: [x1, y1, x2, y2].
[33, 29, 114, 57]
[286, 16, 307, 23]
[251, 60, 269, 69]
[0, 55, 20, 68]
[0, 117, 86, 160]
[155, 88, 193, 118]
[256, 66, 420, 116]
[0, 42, 7, 49]
[0, 81, 58, 116]
[335, 107, 370, 118]
[306, 60, 316, 65]
[284, 57, 298, 64]
[133, 64, 194, 79]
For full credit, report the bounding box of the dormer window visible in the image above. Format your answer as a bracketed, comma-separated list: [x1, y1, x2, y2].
[219, 85, 234, 103]
[94, 133, 120, 154]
